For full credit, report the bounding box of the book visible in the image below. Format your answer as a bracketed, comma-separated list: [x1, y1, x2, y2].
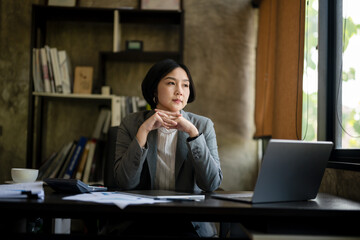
[58, 50, 72, 94]
[111, 96, 121, 127]
[82, 139, 97, 184]
[75, 140, 90, 180]
[102, 109, 111, 135]
[32, 48, 44, 92]
[131, 96, 139, 113]
[41, 142, 73, 179]
[44, 45, 56, 92]
[49, 142, 75, 179]
[40, 48, 52, 92]
[0, 182, 44, 199]
[63, 136, 88, 179]
[50, 47, 63, 93]
[92, 108, 111, 140]
[120, 96, 126, 119]
[57, 142, 77, 178]
[73, 66, 93, 94]
[38, 151, 58, 180]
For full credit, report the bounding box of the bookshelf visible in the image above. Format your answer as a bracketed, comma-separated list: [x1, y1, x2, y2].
[27, 4, 184, 169]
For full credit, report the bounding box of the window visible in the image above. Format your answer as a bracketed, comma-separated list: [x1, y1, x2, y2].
[302, 0, 318, 141]
[316, 0, 360, 170]
[341, 0, 360, 148]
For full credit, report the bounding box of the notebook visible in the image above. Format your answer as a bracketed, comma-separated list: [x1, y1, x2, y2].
[212, 139, 333, 204]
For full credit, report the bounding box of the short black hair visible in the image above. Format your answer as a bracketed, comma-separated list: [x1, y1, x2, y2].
[141, 59, 196, 109]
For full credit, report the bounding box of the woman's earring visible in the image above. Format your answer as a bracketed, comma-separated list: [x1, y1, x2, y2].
[153, 96, 157, 104]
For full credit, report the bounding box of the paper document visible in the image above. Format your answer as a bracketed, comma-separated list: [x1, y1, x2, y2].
[63, 192, 169, 209]
[0, 182, 44, 199]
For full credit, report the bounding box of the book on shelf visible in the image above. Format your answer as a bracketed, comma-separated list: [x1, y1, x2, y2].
[110, 96, 147, 127]
[39, 142, 74, 180]
[49, 142, 76, 179]
[82, 138, 97, 184]
[44, 45, 56, 92]
[75, 140, 90, 180]
[120, 96, 147, 121]
[73, 66, 93, 94]
[112, 96, 121, 127]
[39, 47, 52, 92]
[32, 48, 44, 92]
[32, 46, 73, 94]
[38, 96, 145, 182]
[58, 50, 73, 94]
[92, 108, 111, 140]
[63, 136, 88, 179]
[49, 47, 63, 93]
[57, 142, 77, 178]
[38, 151, 58, 180]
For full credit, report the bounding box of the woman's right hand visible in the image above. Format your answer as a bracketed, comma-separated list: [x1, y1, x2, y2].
[135, 111, 175, 147]
[142, 111, 164, 132]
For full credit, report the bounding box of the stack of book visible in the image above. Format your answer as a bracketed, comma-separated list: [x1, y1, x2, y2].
[32, 45, 72, 94]
[38, 108, 111, 184]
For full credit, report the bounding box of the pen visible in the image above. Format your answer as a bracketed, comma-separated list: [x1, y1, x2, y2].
[155, 198, 198, 202]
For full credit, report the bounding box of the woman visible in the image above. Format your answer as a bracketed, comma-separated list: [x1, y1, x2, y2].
[114, 59, 223, 237]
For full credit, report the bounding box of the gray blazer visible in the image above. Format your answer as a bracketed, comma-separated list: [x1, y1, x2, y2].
[114, 110, 223, 237]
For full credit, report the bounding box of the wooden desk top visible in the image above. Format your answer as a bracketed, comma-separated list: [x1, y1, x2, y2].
[1, 188, 360, 222]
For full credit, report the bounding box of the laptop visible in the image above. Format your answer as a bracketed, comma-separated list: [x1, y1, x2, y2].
[212, 139, 333, 204]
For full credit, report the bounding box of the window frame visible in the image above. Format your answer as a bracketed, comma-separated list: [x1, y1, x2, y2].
[318, 0, 360, 171]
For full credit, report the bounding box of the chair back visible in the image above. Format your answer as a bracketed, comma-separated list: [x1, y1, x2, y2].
[103, 126, 118, 189]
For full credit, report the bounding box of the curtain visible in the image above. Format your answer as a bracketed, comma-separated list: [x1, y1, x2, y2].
[254, 0, 305, 140]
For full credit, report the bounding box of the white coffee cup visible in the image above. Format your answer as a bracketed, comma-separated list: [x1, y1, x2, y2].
[11, 168, 39, 183]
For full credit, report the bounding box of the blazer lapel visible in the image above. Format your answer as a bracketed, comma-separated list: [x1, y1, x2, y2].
[142, 110, 157, 189]
[175, 131, 187, 180]
[175, 110, 189, 180]
[147, 130, 157, 189]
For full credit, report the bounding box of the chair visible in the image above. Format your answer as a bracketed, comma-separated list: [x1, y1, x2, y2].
[103, 126, 118, 189]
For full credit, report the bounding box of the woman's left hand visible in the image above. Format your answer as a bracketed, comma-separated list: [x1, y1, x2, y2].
[155, 109, 199, 138]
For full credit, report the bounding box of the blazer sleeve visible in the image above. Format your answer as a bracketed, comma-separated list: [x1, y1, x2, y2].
[186, 118, 223, 192]
[114, 115, 148, 190]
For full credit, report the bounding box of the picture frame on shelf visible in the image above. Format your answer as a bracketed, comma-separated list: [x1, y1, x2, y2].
[73, 66, 93, 94]
[140, 0, 181, 11]
[126, 40, 143, 51]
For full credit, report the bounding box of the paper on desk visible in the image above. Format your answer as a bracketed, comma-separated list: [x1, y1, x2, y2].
[63, 192, 169, 209]
[0, 181, 44, 199]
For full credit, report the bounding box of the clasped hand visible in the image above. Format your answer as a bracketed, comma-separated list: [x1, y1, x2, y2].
[136, 109, 199, 148]
[145, 109, 199, 137]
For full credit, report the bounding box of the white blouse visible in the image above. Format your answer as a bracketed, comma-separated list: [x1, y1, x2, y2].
[154, 127, 178, 190]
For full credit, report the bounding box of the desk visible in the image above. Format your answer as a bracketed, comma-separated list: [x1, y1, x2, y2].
[0, 188, 360, 238]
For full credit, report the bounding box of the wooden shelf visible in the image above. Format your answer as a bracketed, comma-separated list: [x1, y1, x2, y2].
[32, 5, 182, 24]
[99, 51, 180, 62]
[33, 92, 115, 100]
